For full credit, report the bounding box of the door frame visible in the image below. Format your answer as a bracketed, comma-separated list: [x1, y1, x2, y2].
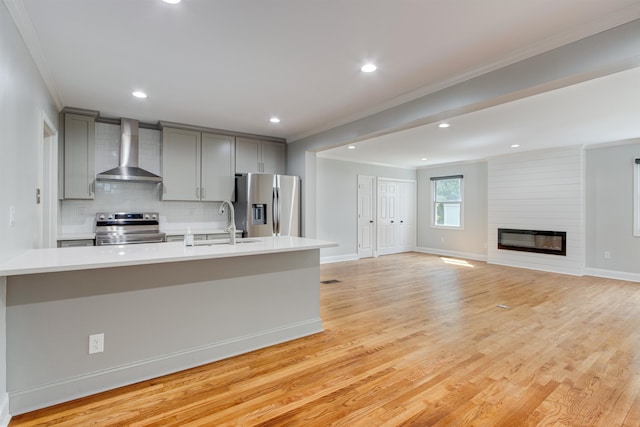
[38, 112, 58, 248]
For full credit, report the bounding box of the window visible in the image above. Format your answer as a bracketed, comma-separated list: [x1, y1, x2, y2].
[431, 175, 463, 228]
[635, 159, 640, 237]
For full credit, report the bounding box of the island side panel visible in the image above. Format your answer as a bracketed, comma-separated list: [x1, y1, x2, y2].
[6, 249, 322, 414]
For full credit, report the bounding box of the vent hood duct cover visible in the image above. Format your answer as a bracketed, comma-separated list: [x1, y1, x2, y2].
[96, 118, 162, 182]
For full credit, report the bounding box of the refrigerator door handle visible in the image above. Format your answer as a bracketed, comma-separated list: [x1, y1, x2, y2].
[275, 187, 281, 235]
[272, 187, 277, 235]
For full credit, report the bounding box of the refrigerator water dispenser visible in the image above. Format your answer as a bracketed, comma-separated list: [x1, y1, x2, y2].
[252, 204, 267, 225]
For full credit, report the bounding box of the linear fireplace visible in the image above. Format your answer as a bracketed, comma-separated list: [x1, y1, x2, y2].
[497, 228, 566, 256]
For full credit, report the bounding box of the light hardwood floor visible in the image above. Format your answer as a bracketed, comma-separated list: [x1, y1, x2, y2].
[10, 252, 640, 426]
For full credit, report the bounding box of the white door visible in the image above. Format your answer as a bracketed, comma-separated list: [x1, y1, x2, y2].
[357, 175, 375, 258]
[377, 180, 398, 255]
[376, 178, 417, 256]
[397, 181, 417, 251]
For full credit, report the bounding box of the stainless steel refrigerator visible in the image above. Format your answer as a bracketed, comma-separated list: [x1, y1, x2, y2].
[234, 174, 301, 237]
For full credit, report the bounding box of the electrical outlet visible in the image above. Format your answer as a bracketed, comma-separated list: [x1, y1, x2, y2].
[9, 206, 15, 227]
[89, 333, 104, 354]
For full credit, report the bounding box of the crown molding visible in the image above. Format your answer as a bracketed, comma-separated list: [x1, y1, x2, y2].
[4, 0, 63, 110]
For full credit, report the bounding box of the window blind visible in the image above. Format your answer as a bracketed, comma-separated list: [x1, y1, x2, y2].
[430, 175, 463, 181]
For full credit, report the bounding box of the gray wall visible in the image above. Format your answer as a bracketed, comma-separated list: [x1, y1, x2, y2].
[0, 3, 58, 262]
[6, 250, 321, 414]
[0, 1, 59, 420]
[586, 141, 640, 275]
[316, 158, 416, 259]
[416, 162, 488, 259]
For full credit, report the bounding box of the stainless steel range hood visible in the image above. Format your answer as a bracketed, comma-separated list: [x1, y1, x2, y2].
[96, 118, 162, 182]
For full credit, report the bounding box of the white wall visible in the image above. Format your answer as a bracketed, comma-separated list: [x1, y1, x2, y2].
[416, 162, 488, 260]
[488, 146, 585, 275]
[316, 158, 415, 261]
[0, 1, 59, 423]
[585, 140, 640, 280]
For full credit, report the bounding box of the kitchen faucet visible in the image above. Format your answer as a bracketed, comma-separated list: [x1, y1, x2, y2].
[218, 200, 236, 245]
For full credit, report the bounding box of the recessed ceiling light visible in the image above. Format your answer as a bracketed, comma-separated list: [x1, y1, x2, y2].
[132, 91, 147, 99]
[421, 157, 428, 161]
[438, 123, 450, 128]
[163, 0, 181, 4]
[361, 63, 377, 73]
[348, 145, 356, 150]
[269, 117, 280, 123]
[511, 144, 520, 148]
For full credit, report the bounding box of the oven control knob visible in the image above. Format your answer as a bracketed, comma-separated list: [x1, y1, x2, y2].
[98, 214, 105, 220]
[144, 214, 150, 219]
[151, 214, 157, 220]
[108, 214, 114, 220]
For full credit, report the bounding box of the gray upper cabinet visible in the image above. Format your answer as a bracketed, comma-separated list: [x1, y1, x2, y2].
[63, 113, 96, 199]
[236, 137, 285, 174]
[201, 133, 235, 201]
[162, 127, 235, 201]
[162, 128, 200, 201]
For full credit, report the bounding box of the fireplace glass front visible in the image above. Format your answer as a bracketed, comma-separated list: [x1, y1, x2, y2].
[497, 228, 566, 256]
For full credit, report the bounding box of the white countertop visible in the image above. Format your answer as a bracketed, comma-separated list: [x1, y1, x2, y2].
[0, 237, 337, 276]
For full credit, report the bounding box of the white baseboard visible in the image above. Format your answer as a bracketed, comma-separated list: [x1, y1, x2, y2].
[9, 319, 323, 415]
[320, 253, 358, 264]
[584, 267, 640, 283]
[0, 393, 10, 427]
[414, 247, 487, 262]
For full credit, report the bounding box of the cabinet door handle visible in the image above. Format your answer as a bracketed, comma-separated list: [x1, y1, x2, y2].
[202, 188, 206, 199]
[196, 187, 200, 199]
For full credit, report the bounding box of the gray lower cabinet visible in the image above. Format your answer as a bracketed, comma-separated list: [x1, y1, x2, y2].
[57, 239, 95, 247]
[62, 113, 96, 199]
[236, 137, 285, 174]
[162, 128, 235, 201]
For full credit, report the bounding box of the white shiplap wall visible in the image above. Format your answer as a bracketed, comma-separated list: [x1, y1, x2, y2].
[487, 146, 585, 275]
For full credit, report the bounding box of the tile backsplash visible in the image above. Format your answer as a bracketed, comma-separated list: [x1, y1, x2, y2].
[60, 123, 227, 234]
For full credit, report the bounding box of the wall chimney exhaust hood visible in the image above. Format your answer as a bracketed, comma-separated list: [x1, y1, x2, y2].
[96, 118, 162, 183]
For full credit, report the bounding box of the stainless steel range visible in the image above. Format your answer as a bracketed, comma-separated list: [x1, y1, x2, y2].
[95, 212, 166, 246]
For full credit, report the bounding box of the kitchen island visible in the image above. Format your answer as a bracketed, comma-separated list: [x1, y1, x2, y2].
[1, 236, 336, 415]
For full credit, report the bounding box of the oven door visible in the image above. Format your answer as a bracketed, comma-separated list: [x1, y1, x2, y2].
[95, 233, 166, 246]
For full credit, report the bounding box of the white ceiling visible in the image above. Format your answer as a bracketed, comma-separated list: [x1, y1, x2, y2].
[12, 0, 640, 168]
